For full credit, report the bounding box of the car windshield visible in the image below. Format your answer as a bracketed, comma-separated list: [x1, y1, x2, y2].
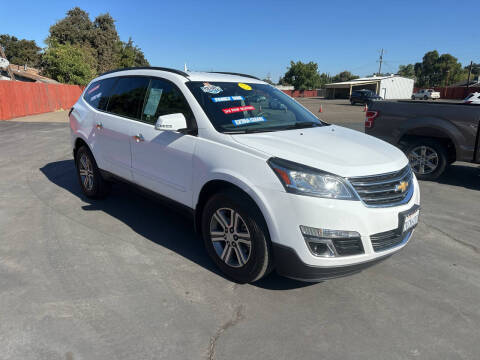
[186, 81, 323, 133]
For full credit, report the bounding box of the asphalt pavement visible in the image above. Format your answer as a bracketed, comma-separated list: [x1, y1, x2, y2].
[0, 108, 479, 360]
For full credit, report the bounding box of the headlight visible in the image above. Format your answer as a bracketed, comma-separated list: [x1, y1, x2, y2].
[268, 158, 357, 200]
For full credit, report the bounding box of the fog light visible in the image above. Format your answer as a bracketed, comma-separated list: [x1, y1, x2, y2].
[300, 225, 361, 257]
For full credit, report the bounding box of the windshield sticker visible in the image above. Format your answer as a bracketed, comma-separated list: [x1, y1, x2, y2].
[232, 116, 265, 126]
[87, 84, 100, 94]
[201, 82, 223, 94]
[222, 105, 255, 114]
[211, 96, 244, 103]
[238, 83, 252, 91]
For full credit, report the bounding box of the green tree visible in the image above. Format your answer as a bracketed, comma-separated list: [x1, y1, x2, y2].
[117, 38, 149, 68]
[281, 61, 321, 90]
[331, 70, 359, 83]
[398, 64, 415, 78]
[0, 34, 41, 67]
[47, 7, 94, 47]
[41, 43, 96, 85]
[92, 13, 121, 73]
[399, 50, 467, 87]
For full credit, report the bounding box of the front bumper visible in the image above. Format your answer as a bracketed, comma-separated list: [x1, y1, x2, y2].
[273, 243, 394, 281]
[257, 176, 420, 275]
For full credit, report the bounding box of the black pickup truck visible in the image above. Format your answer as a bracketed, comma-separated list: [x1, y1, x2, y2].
[365, 101, 480, 180]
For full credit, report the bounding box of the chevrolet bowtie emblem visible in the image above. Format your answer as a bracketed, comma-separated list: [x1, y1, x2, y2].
[395, 181, 408, 193]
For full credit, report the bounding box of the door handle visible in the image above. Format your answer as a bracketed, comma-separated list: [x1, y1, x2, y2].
[133, 134, 144, 143]
[96, 122, 103, 130]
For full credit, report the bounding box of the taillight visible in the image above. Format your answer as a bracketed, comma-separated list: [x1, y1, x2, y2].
[365, 111, 379, 129]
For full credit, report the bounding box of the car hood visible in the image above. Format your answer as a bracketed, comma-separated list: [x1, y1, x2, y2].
[230, 125, 408, 177]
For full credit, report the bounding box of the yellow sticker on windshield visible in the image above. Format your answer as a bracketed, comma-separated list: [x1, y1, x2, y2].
[238, 83, 252, 91]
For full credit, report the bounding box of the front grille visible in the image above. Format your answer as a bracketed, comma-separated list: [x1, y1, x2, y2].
[332, 238, 364, 256]
[370, 229, 410, 252]
[348, 166, 413, 207]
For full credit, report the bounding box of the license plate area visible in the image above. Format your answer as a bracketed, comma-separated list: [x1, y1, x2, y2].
[398, 204, 420, 235]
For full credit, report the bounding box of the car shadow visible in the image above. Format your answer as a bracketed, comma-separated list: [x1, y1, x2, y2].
[39, 159, 314, 290]
[435, 163, 480, 191]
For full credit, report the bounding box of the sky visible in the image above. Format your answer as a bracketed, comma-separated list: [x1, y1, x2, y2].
[2, 0, 478, 81]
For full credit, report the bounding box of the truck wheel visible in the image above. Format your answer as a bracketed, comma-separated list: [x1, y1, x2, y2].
[75, 145, 111, 198]
[201, 190, 273, 283]
[405, 139, 448, 180]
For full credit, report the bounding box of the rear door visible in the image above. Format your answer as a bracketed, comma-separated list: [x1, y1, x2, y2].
[130, 77, 197, 207]
[96, 76, 149, 180]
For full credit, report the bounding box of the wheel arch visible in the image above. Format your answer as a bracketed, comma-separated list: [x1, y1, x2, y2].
[398, 121, 460, 162]
[194, 178, 274, 242]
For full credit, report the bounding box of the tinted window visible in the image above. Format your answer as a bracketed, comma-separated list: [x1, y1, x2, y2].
[141, 78, 194, 126]
[107, 77, 149, 119]
[84, 78, 117, 110]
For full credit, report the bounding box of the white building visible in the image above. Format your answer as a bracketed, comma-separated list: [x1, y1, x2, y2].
[325, 75, 414, 99]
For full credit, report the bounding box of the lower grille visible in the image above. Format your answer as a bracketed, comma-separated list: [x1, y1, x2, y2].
[348, 166, 413, 207]
[332, 238, 364, 256]
[370, 229, 410, 252]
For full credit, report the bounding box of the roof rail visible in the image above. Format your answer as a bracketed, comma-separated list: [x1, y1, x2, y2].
[99, 66, 189, 78]
[209, 71, 260, 80]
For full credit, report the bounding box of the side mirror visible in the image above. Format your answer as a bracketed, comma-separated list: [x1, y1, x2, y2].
[155, 113, 187, 132]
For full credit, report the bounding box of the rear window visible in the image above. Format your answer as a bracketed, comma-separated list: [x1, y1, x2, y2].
[83, 78, 117, 110]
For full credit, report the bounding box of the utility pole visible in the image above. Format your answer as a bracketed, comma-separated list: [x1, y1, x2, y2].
[467, 60, 473, 90]
[377, 48, 384, 76]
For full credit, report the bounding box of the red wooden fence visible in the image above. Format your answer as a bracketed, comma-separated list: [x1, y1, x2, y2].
[281, 89, 318, 98]
[413, 86, 474, 100]
[0, 81, 84, 120]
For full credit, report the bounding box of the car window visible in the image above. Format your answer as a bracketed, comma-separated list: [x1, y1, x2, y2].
[83, 77, 117, 110]
[141, 78, 194, 126]
[107, 77, 150, 119]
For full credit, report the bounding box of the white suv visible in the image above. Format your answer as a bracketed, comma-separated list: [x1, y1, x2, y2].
[70, 67, 420, 283]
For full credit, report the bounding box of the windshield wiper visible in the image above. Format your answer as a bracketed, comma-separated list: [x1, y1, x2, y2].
[223, 128, 276, 134]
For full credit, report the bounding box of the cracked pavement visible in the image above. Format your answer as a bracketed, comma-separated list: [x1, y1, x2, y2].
[0, 108, 479, 359]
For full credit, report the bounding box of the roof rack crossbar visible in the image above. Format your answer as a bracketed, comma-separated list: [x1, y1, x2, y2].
[209, 71, 260, 80]
[100, 66, 189, 78]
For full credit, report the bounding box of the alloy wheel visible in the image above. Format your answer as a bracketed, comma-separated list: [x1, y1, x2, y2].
[408, 145, 439, 175]
[79, 154, 94, 191]
[209, 208, 252, 268]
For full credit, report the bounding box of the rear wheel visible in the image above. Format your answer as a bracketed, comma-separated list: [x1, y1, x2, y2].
[423, 95, 428, 100]
[411, 95, 415, 100]
[201, 190, 273, 283]
[405, 139, 448, 180]
[75, 145, 111, 198]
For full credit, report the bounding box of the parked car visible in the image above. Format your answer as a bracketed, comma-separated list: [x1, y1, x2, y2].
[70, 67, 420, 283]
[365, 101, 480, 180]
[411, 89, 440, 100]
[350, 89, 382, 105]
[463, 92, 480, 104]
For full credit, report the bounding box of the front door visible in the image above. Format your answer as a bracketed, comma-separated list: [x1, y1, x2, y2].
[130, 77, 197, 207]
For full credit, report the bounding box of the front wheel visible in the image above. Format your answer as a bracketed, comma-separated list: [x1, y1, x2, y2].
[405, 139, 448, 180]
[201, 190, 273, 283]
[411, 95, 415, 100]
[423, 95, 428, 100]
[75, 145, 111, 198]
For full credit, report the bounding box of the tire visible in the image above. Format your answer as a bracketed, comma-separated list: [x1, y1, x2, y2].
[405, 139, 448, 180]
[423, 95, 428, 100]
[75, 145, 111, 198]
[350, 100, 355, 105]
[411, 95, 415, 100]
[201, 189, 273, 283]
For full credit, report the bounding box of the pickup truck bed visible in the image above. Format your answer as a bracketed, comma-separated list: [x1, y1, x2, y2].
[365, 100, 480, 179]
